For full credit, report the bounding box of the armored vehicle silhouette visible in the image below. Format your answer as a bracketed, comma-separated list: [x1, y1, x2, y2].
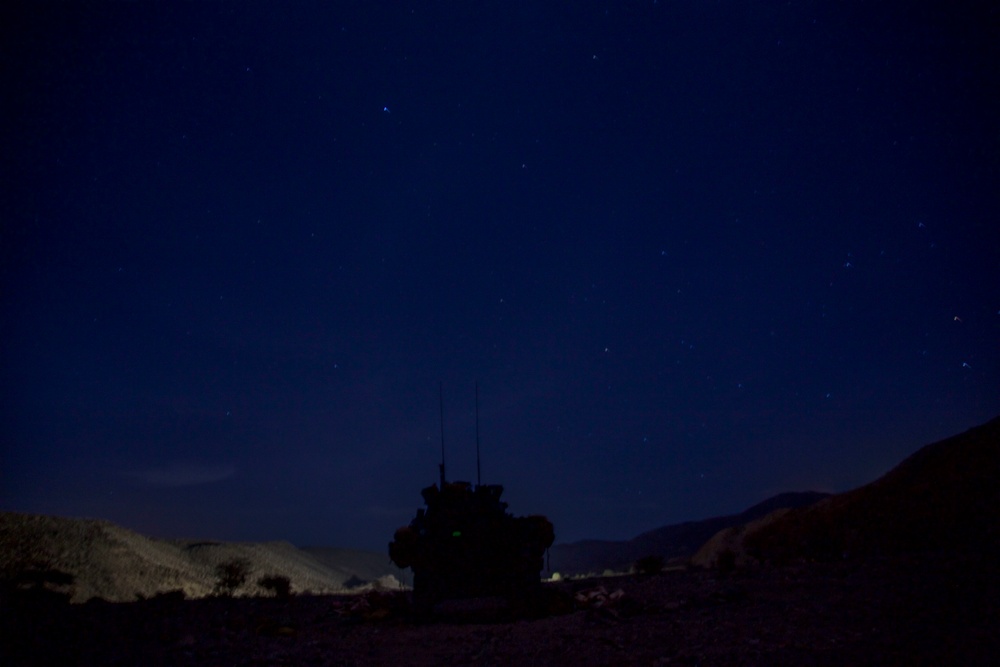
[389, 479, 554, 614]
[388, 385, 554, 614]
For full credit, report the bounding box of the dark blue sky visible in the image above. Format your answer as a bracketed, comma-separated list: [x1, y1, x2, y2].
[2, 1, 997, 551]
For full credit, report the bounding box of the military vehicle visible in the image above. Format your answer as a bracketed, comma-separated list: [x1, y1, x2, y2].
[388, 385, 555, 615]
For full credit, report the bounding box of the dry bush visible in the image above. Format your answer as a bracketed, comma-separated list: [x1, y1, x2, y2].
[634, 555, 665, 575]
[213, 558, 251, 597]
[258, 574, 292, 598]
[715, 548, 737, 574]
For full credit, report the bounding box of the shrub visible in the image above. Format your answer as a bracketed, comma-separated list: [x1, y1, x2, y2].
[213, 558, 251, 597]
[634, 555, 665, 575]
[1, 565, 75, 605]
[258, 574, 292, 598]
[153, 589, 186, 603]
[715, 548, 737, 574]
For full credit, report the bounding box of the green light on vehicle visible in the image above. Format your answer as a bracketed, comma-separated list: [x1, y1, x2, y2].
[452, 530, 462, 537]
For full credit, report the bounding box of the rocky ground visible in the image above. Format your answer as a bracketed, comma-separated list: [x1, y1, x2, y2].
[3, 548, 997, 666]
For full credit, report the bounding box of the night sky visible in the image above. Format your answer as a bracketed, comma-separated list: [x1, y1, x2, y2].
[2, 1, 997, 551]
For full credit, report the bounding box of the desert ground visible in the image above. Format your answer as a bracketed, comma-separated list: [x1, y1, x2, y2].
[3, 547, 997, 666]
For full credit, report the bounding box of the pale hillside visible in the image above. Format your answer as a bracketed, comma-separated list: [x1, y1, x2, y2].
[0, 512, 404, 603]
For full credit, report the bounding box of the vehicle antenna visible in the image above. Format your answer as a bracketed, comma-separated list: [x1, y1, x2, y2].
[475, 381, 481, 488]
[439, 381, 446, 488]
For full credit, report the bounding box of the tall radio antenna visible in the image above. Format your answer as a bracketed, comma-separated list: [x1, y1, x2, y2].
[475, 381, 481, 487]
[438, 381, 446, 488]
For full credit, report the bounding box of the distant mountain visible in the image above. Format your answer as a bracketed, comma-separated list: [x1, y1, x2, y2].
[548, 491, 828, 576]
[694, 416, 1000, 567]
[0, 512, 406, 603]
[301, 546, 412, 587]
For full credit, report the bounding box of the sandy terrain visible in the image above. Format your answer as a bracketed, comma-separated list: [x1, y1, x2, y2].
[4, 548, 997, 666]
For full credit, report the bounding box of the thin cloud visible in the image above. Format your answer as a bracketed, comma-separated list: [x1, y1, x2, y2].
[127, 463, 236, 487]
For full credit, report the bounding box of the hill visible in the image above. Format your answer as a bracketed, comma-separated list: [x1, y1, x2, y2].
[301, 546, 412, 587]
[0, 512, 407, 603]
[694, 415, 1000, 567]
[548, 491, 828, 576]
